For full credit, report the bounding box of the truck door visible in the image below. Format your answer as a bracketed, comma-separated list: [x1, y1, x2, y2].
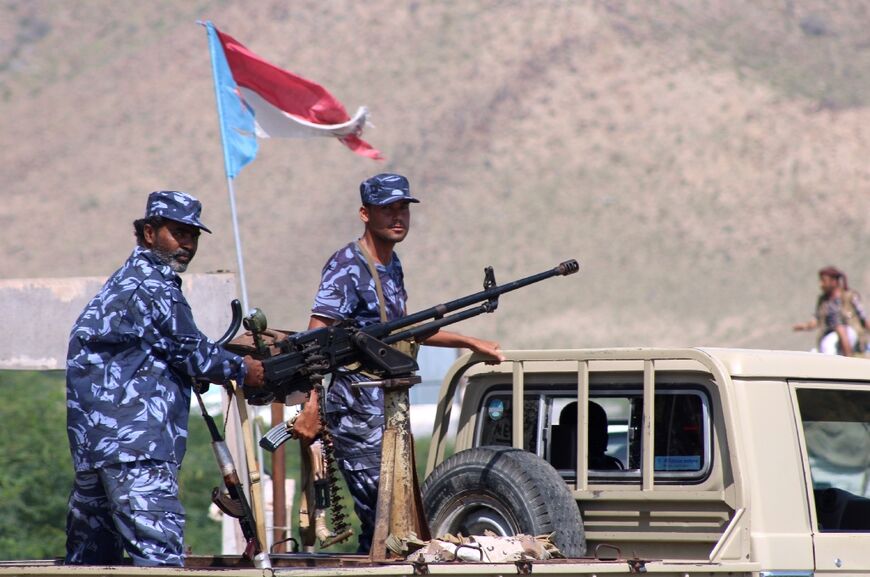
[791, 384, 870, 573]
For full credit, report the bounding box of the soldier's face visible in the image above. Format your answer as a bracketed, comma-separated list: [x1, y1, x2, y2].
[144, 221, 200, 272]
[361, 201, 411, 244]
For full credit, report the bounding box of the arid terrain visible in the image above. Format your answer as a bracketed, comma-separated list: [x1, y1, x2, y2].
[3, 0, 870, 351]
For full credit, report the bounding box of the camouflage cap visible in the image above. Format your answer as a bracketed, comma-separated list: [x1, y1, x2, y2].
[145, 190, 212, 233]
[360, 173, 420, 206]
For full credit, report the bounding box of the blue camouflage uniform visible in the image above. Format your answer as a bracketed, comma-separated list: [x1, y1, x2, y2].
[65, 191, 245, 566]
[311, 173, 418, 553]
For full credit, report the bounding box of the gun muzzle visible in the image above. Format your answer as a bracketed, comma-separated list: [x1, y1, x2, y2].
[557, 259, 580, 276]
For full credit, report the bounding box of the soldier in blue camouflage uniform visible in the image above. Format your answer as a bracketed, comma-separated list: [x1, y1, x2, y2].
[307, 173, 505, 553]
[65, 190, 265, 566]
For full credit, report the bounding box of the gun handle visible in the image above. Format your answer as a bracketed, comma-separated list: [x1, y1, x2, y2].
[216, 299, 243, 346]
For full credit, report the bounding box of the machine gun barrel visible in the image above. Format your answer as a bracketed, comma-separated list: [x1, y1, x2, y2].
[243, 259, 579, 405]
[371, 259, 579, 343]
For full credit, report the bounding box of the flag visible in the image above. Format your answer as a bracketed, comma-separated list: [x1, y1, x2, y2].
[204, 21, 382, 179]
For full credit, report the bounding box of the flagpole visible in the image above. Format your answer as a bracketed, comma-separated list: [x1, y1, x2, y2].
[204, 21, 261, 556]
[204, 20, 257, 315]
[225, 176, 250, 314]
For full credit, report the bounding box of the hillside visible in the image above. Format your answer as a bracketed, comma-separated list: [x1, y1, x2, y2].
[2, 0, 870, 352]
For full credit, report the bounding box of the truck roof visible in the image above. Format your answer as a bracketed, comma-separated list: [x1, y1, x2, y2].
[699, 347, 870, 380]
[456, 347, 870, 383]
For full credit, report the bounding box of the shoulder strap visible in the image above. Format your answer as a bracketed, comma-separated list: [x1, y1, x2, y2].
[356, 241, 388, 323]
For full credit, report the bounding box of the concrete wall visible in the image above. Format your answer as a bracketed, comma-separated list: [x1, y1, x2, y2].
[0, 273, 237, 370]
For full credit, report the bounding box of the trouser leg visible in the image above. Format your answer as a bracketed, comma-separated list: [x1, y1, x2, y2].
[101, 460, 186, 567]
[340, 467, 380, 554]
[66, 469, 124, 565]
[820, 327, 858, 355]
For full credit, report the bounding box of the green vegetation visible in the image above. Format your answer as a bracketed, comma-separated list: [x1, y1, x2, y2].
[0, 370, 226, 559]
[0, 371, 69, 559]
[0, 370, 433, 559]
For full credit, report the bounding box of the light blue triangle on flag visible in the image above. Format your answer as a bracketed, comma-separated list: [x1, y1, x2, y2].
[204, 21, 258, 179]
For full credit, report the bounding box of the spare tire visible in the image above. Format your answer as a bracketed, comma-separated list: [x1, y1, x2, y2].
[422, 446, 586, 557]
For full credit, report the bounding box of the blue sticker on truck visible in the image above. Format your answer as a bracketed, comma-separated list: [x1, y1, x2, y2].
[487, 399, 506, 421]
[654, 455, 701, 471]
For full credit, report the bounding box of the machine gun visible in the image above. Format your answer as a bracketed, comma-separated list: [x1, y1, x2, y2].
[233, 259, 579, 407]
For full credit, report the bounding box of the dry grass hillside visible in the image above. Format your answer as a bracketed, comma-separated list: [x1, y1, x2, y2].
[2, 0, 870, 352]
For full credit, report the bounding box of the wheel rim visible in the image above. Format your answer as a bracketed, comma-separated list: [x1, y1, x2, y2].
[435, 494, 520, 537]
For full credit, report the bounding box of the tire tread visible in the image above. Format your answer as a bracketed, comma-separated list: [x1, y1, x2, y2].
[422, 446, 586, 557]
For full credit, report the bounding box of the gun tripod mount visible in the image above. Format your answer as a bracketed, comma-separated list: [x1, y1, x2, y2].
[363, 374, 430, 562]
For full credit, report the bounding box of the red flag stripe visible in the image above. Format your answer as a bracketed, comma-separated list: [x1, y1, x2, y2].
[215, 26, 382, 159]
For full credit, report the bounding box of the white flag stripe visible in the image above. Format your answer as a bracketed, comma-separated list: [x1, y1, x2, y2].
[239, 88, 368, 140]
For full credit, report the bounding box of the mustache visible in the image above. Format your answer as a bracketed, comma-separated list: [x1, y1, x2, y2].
[152, 246, 194, 272]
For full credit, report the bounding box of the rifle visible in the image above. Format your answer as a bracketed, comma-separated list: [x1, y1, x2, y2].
[194, 301, 270, 567]
[235, 259, 579, 410]
[195, 392, 264, 561]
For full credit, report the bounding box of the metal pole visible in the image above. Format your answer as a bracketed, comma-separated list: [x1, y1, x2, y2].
[225, 176, 250, 314]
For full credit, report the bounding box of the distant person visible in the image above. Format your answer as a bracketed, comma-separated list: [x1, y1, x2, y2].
[65, 191, 265, 566]
[793, 266, 868, 356]
[306, 173, 505, 553]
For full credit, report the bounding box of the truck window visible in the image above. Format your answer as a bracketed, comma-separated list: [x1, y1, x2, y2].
[796, 388, 870, 532]
[476, 387, 711, 482]
[580, 391, 710, 481]
[652, 393, 707, 473]
[550, 397, 629, 471]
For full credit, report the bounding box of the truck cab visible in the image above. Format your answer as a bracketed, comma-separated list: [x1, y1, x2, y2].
[424, 348, 870, 574]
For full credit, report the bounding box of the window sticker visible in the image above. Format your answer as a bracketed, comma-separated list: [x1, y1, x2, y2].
[654, 455, 702, 471]
[487, 398, 505, 421]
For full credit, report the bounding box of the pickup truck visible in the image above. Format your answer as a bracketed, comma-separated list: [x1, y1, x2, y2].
[2, 347, 868, 576]
[423, 348, 870, 575]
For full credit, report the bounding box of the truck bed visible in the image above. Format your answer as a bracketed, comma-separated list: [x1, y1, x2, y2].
[0, 554, 762, 577]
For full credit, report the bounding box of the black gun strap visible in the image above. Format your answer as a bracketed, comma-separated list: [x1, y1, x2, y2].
[356, 240, 388, 323]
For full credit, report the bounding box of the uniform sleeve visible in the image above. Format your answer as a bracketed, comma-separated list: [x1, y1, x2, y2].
[311, 258, 360, 321]
[151, 286, 247, 385]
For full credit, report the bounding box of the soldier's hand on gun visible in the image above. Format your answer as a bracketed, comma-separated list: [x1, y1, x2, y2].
[290, 389, 323, 443]
[471, 338, 506, 364]
[243, 356, 265, 387]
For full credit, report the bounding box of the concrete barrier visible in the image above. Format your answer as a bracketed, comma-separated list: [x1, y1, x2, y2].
[0, 273, 237, 370]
